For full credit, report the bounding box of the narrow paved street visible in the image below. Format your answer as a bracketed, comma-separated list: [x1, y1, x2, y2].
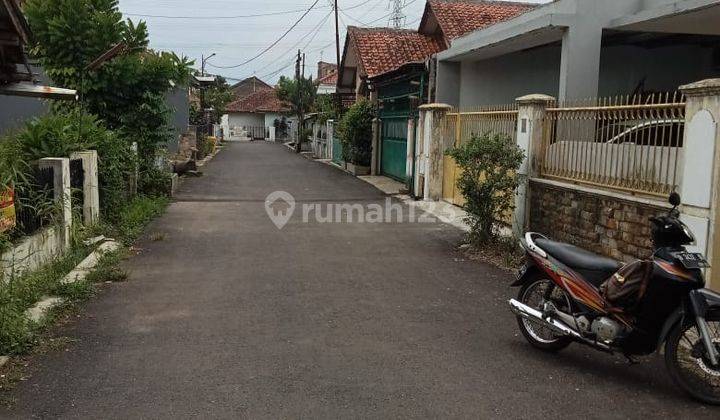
[2, 142, 717, 418]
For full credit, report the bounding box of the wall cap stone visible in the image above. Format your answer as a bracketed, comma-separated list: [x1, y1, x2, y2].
[680, 79, 720, 97]
[418, 103, 453, 111]
[530, 177, 672, 209]
[516, 94, 556, 105]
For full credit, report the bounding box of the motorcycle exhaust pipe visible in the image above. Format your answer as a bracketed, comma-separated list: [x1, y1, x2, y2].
[509, 299, 583, 339]
[509, 299, 612, 352]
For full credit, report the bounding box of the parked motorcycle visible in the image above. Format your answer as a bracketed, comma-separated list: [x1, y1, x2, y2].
[510, 193, 720, 404]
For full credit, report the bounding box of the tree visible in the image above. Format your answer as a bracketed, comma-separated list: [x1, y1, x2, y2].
[191, 75, 233, 125]
[24, 0, 193, 172]
[276, 75, 317, 153]
[446, 132, 525, 244]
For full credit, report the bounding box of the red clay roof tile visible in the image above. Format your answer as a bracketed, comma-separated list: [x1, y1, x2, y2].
[348, 26, 442, 79]
[226, 89, 289, 114]
[426, 0, 535, 41]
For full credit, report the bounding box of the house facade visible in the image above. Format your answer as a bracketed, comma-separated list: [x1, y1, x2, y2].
[435, 0, 720, 107]
[223, 89, 295, 141]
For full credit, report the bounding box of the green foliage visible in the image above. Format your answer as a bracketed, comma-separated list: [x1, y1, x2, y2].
[276, 76, 317, 151]
[273, 117, 289, 138]
[338, 99, 375, 166]
[24, 0, 193, 177]
[138, 168, 173, 198]
[446, 132, 525, 244]
[314, 94, 337, 124]
[0, 245, 90, 354]
[192, 75, 233, 125]
[0, 194, 168, 355]
[92, 195, 169, 245]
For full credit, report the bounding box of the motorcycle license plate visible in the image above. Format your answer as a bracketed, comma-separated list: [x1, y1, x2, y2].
[671, 251, 710, 269]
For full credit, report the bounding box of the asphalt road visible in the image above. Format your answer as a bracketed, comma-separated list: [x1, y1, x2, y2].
[2, 142, 718, 419]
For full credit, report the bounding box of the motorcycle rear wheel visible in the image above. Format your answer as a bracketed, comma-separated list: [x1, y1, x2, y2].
[665, 311, 720, 405]
[516, 275, 572, 352]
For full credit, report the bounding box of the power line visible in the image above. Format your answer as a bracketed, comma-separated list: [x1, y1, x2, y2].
[255, 10, 333, 73]
[206, 0, 322, 69]
[388, 0, 406, 29]
[124, 0, 374, 20]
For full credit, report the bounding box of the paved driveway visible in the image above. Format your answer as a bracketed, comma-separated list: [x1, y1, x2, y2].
[2, 142, 717, 418]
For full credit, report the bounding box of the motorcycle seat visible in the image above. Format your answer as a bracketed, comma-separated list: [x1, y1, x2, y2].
[535, 238, 622, 286]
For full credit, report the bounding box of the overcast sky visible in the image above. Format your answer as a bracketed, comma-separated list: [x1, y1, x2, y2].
[118, 0, 548, 85]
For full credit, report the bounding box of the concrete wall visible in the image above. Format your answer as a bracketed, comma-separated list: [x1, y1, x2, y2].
[165, 87, 189, 153]
[445, 41, 719, 108]
[1, 227, 65, 282]
[598, 43, 719, 96]
[458, 46, 561, 108]
[227, 112, 264, 128]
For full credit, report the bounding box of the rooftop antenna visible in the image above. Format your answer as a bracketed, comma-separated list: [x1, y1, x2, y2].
[388, 0, 405, 29]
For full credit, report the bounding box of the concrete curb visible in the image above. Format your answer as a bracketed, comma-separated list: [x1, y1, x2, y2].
[25, 296, 65, 323]
[61, 240, 121, 285]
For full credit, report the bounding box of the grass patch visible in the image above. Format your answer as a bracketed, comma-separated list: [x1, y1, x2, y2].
[0, 195, 169, 356]
[91, 195, 169, 245]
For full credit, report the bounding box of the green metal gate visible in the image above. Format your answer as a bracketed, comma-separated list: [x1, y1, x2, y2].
[377, 72, 424, 183]
[332, 127, 343, 165]
[380, 116, 409, 182]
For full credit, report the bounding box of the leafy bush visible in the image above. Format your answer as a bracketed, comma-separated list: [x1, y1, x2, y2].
[24, 0, 193, 177]
[446, 132, 525, 244]
[338, 99, 375, 166]
[138, 168, 173, 198]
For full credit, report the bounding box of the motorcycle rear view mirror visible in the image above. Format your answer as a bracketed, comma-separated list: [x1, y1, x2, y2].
[669, 192, 681, 207]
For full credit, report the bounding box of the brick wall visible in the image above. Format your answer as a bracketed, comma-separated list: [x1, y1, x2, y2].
[529, 180, 668, 263]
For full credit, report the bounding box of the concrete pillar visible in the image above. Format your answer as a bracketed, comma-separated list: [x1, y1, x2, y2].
[679, 79, 720, 291]
[371, 117, 381, 175]
[419, 103, 453, 201]
[70, 150, 100, 226]
[327, 120, 335, 160]
[39, 158, 72, 248]
[405, 117, 416, 186]
[414, 111, 426, 197]
[435, 61, 460, 107]
[558, 26, 602, 101]
[513, 94, 555, 237]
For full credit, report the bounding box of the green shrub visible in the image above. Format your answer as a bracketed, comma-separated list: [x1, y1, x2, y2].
[446, 132, 525, 244]
[138, 168, 173, 198]
[338, 99, 375, 166]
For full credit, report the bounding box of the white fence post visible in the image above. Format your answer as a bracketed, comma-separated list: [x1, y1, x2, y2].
[679, 79, 720, 290]
[514, 94, 555, 237]
[327, 120, 335, 160]
[39, 158, 72, 248]
[71, 150, 100, 226]
[418, 103, 452, 201]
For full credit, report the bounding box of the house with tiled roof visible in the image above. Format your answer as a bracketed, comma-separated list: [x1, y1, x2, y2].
[435, 0, 720, 107]
[335, 1, 532, 182]
[418, 0, 536, 48]
[230, 76, 273, 101]
[316, 62, 338, 95]
[222, 88, 296, 141]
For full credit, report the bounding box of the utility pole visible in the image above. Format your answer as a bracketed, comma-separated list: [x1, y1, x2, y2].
[334, 0, 341, 113]
[302, 53, 306, 78]
[295, 49, 303, 153]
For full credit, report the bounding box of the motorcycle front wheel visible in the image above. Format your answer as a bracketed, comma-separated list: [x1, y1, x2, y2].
[665, 311, 720, 405]
[516, 275, 572, 352]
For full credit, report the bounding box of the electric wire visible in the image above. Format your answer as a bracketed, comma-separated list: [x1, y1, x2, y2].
[205, 0, 322, 69]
